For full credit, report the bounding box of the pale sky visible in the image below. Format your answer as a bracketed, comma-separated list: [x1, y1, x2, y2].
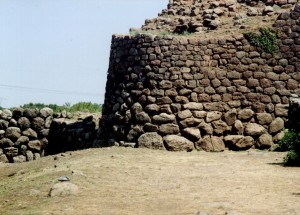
[0, 0, 168, 108]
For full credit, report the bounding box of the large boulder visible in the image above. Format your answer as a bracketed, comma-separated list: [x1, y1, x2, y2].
[5, 127, 21, 141]
[206, 111, 222, 123]
[199, 122, 213, 135]
[135, 112, 151, 124]
[257, 133, 273, 149]
[256, 113, 273, 125]
[182, 127, 201, 141]
[137, 132, 164, 150]
[224, 135, 254, 150]
[238, 109, 254, 121]
[40, 107, 53, 118]
[28, 140, 42, 152]
[159, 124, 180, 135]
[163, 135, 194, 152]
[245, 123, 266, 136]
[224, 109, 237, 126]
[0, 109, 12, 120]
[269, 118, 285, 134]
[15, 136, 29, 146]
[22, 128, 38, 140]
[152, 113, 176, 124]
[32, 117, 45, 131]
[12, 108, 24, 119]
[24, 108, 39, 119]
[17, 117, 31, 130]
[195, 135, 225, 152]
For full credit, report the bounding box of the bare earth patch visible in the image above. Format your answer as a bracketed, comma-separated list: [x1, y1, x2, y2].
[0, 148, 299, 215]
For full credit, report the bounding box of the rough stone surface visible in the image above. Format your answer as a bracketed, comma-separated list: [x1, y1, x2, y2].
[269, 118, 285, 134]
[137, 132, 164, 150]
[245, 123, 266, 136]
[163, 135, 194, 152]
[48, 182, 79, 197]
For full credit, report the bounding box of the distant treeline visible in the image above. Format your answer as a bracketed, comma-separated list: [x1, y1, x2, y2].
[1, 102, 102, 113]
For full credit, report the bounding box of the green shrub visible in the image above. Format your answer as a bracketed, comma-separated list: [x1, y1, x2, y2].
[277, 130, 300, 166]
[244, 28, 277, 53]
[20, 102, 102, 113]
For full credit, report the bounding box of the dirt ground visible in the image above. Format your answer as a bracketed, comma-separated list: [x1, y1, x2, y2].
[0, 147, 300, 215]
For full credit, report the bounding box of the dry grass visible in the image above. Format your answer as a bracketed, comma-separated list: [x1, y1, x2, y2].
[0, 148, 300, 215]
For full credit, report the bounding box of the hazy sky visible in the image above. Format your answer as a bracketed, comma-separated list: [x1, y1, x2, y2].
[0, 0, 168, 108]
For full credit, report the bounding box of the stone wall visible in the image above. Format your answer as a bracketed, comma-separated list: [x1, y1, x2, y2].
[0, 108, 99, 163]
[141, 0, 299, 33]
[99, 5, 300, 152]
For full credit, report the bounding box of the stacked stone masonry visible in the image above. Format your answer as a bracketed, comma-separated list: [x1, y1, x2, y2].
[99, 4, 300, 152]
[140, 0, 300, 33]
[0, 108, 99, 163]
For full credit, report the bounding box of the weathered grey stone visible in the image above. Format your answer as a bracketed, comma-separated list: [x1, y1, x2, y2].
[163, 135, 194, 152]
[137, 132, 164, 150]
[9, 119, 18, 127]
[238, 109, 254, 120]
[127, 126, 143, 141]
[182, 127, 201, 141]
[12, 108, 24, 119]
[39, 129, 50, 137]
[131, 102, 143, 115]
[48, 182, 79, 197]
[159, 124, 180, 135]
[28, 140, 42, 151]
[212, 120, 230, 135]
[143, 123, 158, 132]
[224, 109, 237, 126]
[152, 113, 176, 124]
[224, 135, 254, 150]
[269, 118, 285, 134]
[17, 117, 31, 130]
[245, 123, 266, 136]
[258, 133, 273, 149]
[273, 130, 285, 142]
[40, 107, 54, 118]
[275, 104, 289, 117]
[26, 150, 34, 161]
[13, 155, 26, 163]
[22, 128, 38, 140]
[5, 127, 21, 141]
[32, 117, 45, 131]
[45, 116, 53, 128]
[0, 109, 12, 120]
[195, 135, 225, 152]
[135, 112, 151, 124]
[193, 111, 207, 118]
[179, 118, 202, 128]
[24, 108, 39, 119]
[15, 136, 29, 146]
[183, 102, 203, 110]
[0, 119, 9, 130]
[178, 110, 192, 119]
[199, 122, 213, 135]
[145, 104, 160, 114]
[206, 111, 222, 123]
[256, 113, 273, 125]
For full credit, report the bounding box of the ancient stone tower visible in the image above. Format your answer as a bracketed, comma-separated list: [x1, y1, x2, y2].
[98, 0, 300, 151]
